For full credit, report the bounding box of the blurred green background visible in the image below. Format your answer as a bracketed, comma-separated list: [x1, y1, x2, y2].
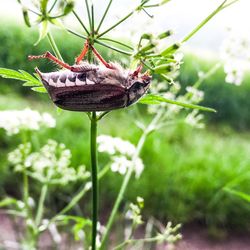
[0, 23, 250, 234]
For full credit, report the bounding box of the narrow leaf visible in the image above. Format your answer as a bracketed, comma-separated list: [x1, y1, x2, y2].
[0, 197, 18, 208]
[224, 188, 250, 203]
[139, 94, 216, 112]
[32, 86, 47, 93]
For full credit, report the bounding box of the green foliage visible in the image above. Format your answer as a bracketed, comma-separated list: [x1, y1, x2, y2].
[139, 94, 216, 112]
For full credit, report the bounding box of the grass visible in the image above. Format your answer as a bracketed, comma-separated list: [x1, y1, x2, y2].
[0, 91, 250, 231]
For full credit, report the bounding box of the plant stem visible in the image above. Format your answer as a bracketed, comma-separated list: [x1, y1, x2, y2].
[35, 184, 48, 227]
[96, 0, 113, 33]
[97, 11, 134, 38]
[90, 112, 98, 250]
[100, 111, 162, 249]
[72, 10, 90, 35]
[85, 0, 92, 32]
[95, 40, 132, 56]
[99, 37, 134, 50]
[47, 32, 63, 61]
[181, 0, 227, 43]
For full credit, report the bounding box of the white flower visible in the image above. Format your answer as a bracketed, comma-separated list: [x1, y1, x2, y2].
[220, 28, 250, 85]
[0, 108, 56, 136]
[8, 140, 90, 185]
[97, 135, 136, 157]
[185, 110, 204, 129]
[186, 86, 204, 103]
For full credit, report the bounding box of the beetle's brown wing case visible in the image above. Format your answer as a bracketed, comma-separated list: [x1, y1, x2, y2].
[45, 83, 128, 112]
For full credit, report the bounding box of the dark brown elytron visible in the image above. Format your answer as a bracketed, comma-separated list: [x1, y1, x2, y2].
[29, 41, 151, 112]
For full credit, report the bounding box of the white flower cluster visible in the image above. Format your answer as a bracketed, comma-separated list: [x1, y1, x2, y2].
[220, 29, 250, 85]
[185, 110, 204, 129]
[97, 135, 144, 178]
[186, 86, 204, 104]
[8, 140, 90, 185]
[0, 108, 56, 136]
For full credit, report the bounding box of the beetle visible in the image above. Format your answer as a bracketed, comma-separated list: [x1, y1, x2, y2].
[28, 40, 151, 112]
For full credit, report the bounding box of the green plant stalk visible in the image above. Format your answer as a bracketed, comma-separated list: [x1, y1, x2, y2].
[35, 184, 48, 227]
[72, 10, 90, 35]
[90, 112, 98, 250]
[182, 0, 227, 43]
[96, 0, 113, 33]
[85, 0, 92, 32]
[47, 32, 63, 61]
[100, 111, 163, 249]
[97, 0, 150, 39]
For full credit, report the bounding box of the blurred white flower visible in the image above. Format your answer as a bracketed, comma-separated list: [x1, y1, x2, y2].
[0, 108, 56, 136]
[97, 135, 144, 178]
[8, 140, 90, 185]
[185, 110, 204, 129]
[97, 135, 136, 157]
[220, 28, 250, 85]
[224, 62, 244, 86]
[186, 86, 204, 103]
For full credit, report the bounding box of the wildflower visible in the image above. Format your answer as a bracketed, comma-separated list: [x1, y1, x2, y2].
[97, 135, 136, 156]
[185, 110, 204, 129]
[0, 108, 56, 136]
[97, 135, 144, 178]
[8, 140, 90, 185]
[220, 28, 250, 85]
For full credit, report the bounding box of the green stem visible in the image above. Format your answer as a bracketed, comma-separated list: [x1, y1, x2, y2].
[114, 236, 161, 250]
[95, 40, 132, 56]
[91, 4, 95, 34]
[85, 0, 92, 32]
[35, 184, 48, 227]
[181, 0, 227, 43]
[99, 37, 134, 50]
[72, 10, 90, 35]
[100, 110, 162, 248]
[96, 0, 113, 33]
[97, 11, 133, 38]
[90, 112, 98, 250]
[47, 32, 63, 61]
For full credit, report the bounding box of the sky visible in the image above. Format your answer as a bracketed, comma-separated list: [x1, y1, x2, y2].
[0, 0, 248, 53]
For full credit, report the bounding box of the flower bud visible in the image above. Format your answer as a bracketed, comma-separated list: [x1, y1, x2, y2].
[158, 30, 174, 39]
[161, 42, 181, 56]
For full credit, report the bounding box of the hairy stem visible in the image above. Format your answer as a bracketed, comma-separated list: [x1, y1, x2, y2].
[90, 112, 98, 250]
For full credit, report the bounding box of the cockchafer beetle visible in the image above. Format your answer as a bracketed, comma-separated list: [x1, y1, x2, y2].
[28, 40, 151, 112]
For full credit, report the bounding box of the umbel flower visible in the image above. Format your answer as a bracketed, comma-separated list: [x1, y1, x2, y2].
[8, 140, 90, 185]
[97, 135, 144, 178]
[0, 108, 55, 136]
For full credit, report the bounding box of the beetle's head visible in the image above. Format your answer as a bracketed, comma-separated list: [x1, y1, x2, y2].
[127, 72, 152, 106]
[128, 71, 151, 88]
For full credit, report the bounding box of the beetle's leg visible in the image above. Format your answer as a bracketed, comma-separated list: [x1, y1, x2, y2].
[28, 52, 72, 70]
[75, 40, 89, 64]
[131, 64, 143, 78]
[28, 52, 89, 72]
[89, 45, 115, 70]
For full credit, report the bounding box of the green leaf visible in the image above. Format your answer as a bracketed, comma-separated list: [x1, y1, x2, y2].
[139, 94, 216, 112]
[0, 68, 42, 86]
[0, 197, 18, 208]
[34, 20, 49, 46]
[224, 188, 250, 203]
[32, 87, 47, 93]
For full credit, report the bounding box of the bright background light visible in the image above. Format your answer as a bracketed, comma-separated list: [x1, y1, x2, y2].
[0, 0, 248, 52]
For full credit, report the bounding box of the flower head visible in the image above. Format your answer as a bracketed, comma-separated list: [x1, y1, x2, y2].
[0, 108, 56, 136]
